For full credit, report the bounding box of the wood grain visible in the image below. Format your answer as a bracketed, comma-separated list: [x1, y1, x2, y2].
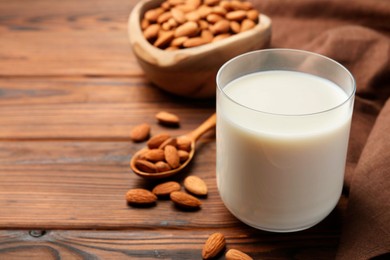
[0, 0, 139, 76]
[0, 77, 215, 139]
[0, 0, 131, 32]
[0, 228, 340, 260]
[0, 138, 230, 229]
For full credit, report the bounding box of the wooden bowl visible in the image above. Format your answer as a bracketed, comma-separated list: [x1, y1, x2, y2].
[128, 0, 272, 98]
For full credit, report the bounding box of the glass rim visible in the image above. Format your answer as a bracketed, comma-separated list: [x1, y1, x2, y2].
[216, 48, 356, 117]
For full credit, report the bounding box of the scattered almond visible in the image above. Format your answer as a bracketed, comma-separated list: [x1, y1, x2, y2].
[126, 188, 157, 205]
[184, 176, 208, 196]
[155, 111, 180, 126]
[130, 123, 151, 142]
[152, 181, 181, 196]
[170, 191, 201, 209]
[226, 249, 253, 260]
[202, 232, 226, 259]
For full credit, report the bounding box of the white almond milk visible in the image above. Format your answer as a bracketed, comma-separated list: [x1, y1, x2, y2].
[217, 70, 352, 231]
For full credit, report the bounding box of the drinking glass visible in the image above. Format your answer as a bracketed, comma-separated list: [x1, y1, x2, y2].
[216, 49, 356, 232]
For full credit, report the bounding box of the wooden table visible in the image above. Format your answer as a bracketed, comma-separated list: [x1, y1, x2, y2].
[0, 0, 345, 258]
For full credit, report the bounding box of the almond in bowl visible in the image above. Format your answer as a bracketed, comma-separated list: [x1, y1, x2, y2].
[128, 0, 272, 98]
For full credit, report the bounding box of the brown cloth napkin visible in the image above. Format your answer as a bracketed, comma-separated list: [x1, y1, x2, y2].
[255, 0, 390, 258]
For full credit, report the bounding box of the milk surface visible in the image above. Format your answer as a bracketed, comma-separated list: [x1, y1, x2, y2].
[217, 70, 352, 231]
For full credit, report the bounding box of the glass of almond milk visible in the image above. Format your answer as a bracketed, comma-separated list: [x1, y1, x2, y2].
[216, 49, 355, 232]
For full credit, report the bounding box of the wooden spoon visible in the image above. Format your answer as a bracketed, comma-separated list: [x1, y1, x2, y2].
[130, 113, 217, 179]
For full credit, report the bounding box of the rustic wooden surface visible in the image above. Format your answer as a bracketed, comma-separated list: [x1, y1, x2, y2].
[0, 0, 347, 259]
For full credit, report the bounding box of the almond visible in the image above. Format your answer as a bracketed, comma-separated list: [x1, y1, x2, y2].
[185, 10, 201, 22]
[202, 232, 226, 259]
[198, 19, 209, 29]
[171, 36, 189, 47]
[142, 149, 165, 162]
[161, 1, 171, 10]
[162, 21, 173, 31]
[188, 0, 201, 8]
[144, 8, 164, 22]
[171, 8, 186, 24]
[176, 136, 192, 151]
[155, 161, 172, 172]
[210, 19, 230, 34]
[212, 33, 231, 42]
[197, 5, 212, 18]
[166, 46, 179, 51]
[231, 0, 247, 10]
[155, 111, 180, 126]
[168, 0, 185, 5]
[211, 6, 228, 16]
[170, 191, 201, 209]
[164, 145, 180, 169]
[206, 13, 223, 24]
[226, 10, 247, 21]
[174, 21, 199, 38]
[157, 11, 173, 24]
[201, 29, 214, 42]
[175, 4, 196, 13]
[184, 176, 208, 196]
[230, 21, 241, 34]
[168, 17, 178, 27]
[143, 23, 161, 40]
[130, 123, 151, 142]
[141, 18, 150, 30]
[126, 188, 157, 205]
[226, 249, 253, 260]
[178, 150, 190, 162]
[240, 1, 254, 11]
[204, 0, 220, 6]
[246, 9, 259, 21]
[183, 37, 208, 48]
[135, 159, 157, 173]
[152, 181, 181, 196]
[154, 30, 175, 48]
[240, 19, 255, 32]
[220, 1, 232, 11]
[147, 133, 171, 149]
[158, 137, 177, 150]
